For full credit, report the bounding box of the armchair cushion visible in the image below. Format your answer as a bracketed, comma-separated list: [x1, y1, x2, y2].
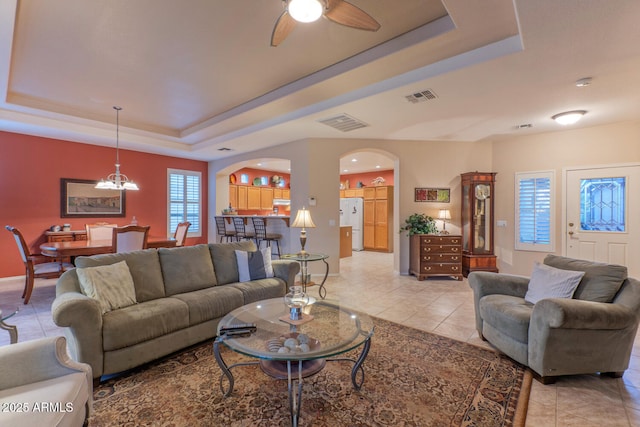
[524, 262, 585, 304]
[543, 254, 627, 302]
[77, 260, 137, 314]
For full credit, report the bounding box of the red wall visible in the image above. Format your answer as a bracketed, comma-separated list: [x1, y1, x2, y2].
[0, 131, 208, 278]
[340, 170, 394, 188]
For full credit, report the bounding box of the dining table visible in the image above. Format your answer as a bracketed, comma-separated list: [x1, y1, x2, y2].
[39, 237, 177, 258]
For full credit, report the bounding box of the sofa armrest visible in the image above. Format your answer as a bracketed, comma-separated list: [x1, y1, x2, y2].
[52, 292, 104, 378]
[468, 271, 530, 299]
[468, 271, 530, 336]
[532, 298, 637, 330]
[271, 260, 300, 290]
[0, 336, 92, 391]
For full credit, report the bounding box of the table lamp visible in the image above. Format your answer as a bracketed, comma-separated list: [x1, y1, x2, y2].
[438, 209, 451, 234]
[291, 207, 316, 255]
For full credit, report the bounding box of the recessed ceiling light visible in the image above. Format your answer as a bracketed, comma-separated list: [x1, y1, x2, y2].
[343, 169, 349, 173]
[351, 158, 357, 162]
[376, 165, 381, 169]
[552, 110, 587, 125]
[257, 163, 263, 167]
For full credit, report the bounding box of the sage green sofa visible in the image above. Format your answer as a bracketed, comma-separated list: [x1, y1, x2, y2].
[469, 254, 640, 383]
[52, 241, 299, 383]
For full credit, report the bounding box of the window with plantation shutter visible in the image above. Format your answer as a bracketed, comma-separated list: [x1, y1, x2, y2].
[515, 171, 554, 252]
[167, 169, 202, 238]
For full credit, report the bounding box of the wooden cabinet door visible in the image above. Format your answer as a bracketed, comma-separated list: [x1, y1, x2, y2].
[260, 188, 274, 209]
[375, 186, 390, 199]
[273, 188, 282, 199]
[229, 184, 238, 209]
[354, 188, 364, 198]
[237, 186, 248, 209]
[374, 199, 389, 250]
[363, 187, 376, 200]
[363, 199, 375, 249]
[282, 189, 290, 199]
[247, 187, 261, 210]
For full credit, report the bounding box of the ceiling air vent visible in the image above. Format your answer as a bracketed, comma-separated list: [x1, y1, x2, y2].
[217, 147, 233, 151]
[317, 114, 369, 132]
[405, 89, 438, 104]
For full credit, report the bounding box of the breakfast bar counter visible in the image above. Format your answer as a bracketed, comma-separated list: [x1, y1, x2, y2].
[221, 215, 290, 226]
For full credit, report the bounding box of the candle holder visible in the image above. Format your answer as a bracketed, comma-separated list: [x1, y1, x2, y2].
[284, 286, 309, 320]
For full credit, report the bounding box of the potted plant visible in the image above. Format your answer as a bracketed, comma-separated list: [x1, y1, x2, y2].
[399, 213, 438, 236]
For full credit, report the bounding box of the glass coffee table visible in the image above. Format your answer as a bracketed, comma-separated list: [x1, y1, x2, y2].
[213, 298, 374, 427]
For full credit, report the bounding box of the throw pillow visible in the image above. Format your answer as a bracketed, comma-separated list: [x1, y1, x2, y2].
[235, 248, 274, 282]
[524, 261, 586, 304]
[77, 260, 138, 314]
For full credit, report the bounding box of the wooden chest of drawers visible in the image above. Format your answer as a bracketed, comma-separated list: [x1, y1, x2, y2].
[409, 234, 463, 281]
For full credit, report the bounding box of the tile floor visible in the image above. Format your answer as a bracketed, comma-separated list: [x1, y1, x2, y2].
[2, 250, 640, 426]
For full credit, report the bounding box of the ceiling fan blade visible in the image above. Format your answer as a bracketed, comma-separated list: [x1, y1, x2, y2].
[325, 0, 381, 31]
[271, 10, 297, 47]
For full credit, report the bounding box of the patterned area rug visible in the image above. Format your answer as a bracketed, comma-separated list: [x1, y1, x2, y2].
[91, 318, 531, 426]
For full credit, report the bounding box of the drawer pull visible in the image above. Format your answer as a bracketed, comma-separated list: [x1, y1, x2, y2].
[452, 256, 459, 260]
[452, 266, 459, 271]
[451, 248, 459, 252]
[423, 267, 431, 271]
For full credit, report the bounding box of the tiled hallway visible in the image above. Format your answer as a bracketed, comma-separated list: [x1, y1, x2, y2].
[1, 250, 640, 426]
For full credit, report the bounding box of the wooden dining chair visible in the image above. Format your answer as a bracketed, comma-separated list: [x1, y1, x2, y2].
[214, 217, 236, 242]
[112, 225, 150, 253]
[173, 222, 191, 246]
[85, 223, 118, 240]
[5, 226, 74, 304]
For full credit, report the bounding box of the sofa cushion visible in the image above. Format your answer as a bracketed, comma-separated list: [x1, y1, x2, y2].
[74, 249, 165, 302]
[209, 240, 257, 285]
[479, 294, 532, 344]
[102, 298, 189, 351]
[171, 286, 245, 326]
[158, 244, 217, 296]
[230, 278, 287, 304]
[235, 247, 274, 281]
[543, 254, 628, 303]
[76, 260, 137, 314]
[524, 262, 585, 304]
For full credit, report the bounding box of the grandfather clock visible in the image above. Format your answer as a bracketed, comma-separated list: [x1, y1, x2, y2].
[461, 172, 498, 277]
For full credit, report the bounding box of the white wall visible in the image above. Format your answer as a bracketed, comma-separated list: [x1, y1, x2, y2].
[210, 137, 493, 275]
[491, 120, 640, 275]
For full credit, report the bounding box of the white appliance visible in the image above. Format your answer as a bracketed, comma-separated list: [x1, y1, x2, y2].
[339, 198, 364, 251]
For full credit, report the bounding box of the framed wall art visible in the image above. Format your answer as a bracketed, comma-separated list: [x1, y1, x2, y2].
[414, 187, 450, 203]
[61, 178, 126, 218]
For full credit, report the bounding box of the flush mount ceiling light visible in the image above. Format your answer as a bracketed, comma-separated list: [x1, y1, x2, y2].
[288, 0, 323, 22]
[95, 106, 139, 191]
[552, 110, 587, 125]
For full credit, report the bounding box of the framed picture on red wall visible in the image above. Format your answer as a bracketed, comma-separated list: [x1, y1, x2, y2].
[61, 178, 126, 217]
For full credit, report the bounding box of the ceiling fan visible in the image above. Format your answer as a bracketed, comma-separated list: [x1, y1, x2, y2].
[271, 0, 381, 47]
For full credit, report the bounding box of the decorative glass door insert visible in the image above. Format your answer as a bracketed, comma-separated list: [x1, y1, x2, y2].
[580, 177, 625, 232]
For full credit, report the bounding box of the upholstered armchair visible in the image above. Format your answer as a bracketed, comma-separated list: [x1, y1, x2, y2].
[469, 255, 640, 384]
[0, 336, 92, 426]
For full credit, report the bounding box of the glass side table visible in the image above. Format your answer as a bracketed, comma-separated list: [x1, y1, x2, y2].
[0, 308, 19, 344]
[281, 253, 329, 299]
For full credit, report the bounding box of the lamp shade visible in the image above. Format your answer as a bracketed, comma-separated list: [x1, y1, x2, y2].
[291, 207, 316, 228]
[438, 209, 451, 221]
[552, 110, 586, 125]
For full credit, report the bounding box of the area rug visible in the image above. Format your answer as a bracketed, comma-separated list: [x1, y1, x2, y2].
[90, 318, 532, 426]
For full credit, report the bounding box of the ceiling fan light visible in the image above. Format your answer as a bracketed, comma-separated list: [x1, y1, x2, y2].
[552, 110, 586, 125]
[288, 0, 323, 23]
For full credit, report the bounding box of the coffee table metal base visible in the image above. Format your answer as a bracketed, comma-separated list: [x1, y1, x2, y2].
[213, 336, 371, 427]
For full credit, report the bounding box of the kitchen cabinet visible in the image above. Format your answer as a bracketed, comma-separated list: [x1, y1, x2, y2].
[237, 185, 248, 210]
[247, 187, 261, 210]
[363, 185, 393, 252]
[229, 184, 238, 209]
[260, 188, 274, 209]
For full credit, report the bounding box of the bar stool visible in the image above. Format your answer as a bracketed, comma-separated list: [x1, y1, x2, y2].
[232, 217, 255, 241]
[215, 217, 236, 242]
[252, 217, 282, 258]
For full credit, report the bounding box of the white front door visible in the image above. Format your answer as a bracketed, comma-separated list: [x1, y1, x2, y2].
[565, 164, 640, 277]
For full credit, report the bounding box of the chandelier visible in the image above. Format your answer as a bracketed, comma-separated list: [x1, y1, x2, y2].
[95, 106, 139, 191]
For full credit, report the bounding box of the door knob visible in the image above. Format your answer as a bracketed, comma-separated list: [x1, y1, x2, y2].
[568, 231, 574, 235]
